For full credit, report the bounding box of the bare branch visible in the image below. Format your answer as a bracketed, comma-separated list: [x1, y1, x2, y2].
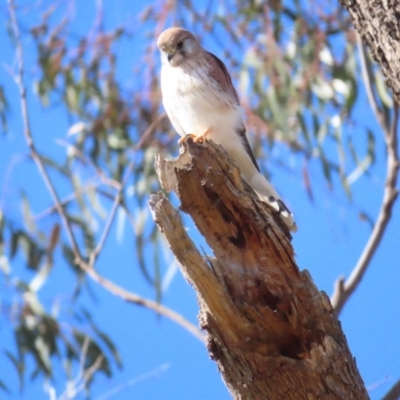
[57, 139, 121, 190]
[382, 378, 400, 400]
[331, 104, 400, 314]
[89, 157, 136, 264]
[149, 139, 368, 398]
[58, 336, 104, 400]
[79, 336, 91, 375]
[134, 113, 166, 150]
[8, 0, 203, 345]
[8, 0, 82, 260]
[94, 363, 170, 400]
[81, 354, 104, 387]
[357, 33, 388, 131]
[34, 180, 104, 220]
[77, 261, 205, 343]
[340, 0, 400, 105]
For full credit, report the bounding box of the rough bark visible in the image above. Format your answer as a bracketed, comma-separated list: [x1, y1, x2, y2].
[340, 0, 400, 104]
[148, 139, 368, 399]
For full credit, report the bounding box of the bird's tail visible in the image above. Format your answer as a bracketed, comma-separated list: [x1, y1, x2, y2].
[249, 171, 297, 232]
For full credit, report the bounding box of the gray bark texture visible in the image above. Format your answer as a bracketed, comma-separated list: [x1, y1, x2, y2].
[148, 139, 368, 399]
[340, 0, 400, 103]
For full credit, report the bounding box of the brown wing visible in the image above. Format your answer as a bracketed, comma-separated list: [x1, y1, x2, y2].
[207, 51, 260, 172]
[236, 127, 260, 172]
[206, 51, 240, 104]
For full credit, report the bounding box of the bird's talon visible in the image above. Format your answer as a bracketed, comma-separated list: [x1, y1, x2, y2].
[178, 134, 196, 145]
[193, 136, 204, 144]
[193, 128, 211, 144]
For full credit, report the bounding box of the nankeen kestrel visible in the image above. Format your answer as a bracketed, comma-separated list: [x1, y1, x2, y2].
[157, 27, 297, 232]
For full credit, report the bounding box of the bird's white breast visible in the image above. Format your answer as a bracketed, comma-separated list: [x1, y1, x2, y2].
[161, 60, 243, 146]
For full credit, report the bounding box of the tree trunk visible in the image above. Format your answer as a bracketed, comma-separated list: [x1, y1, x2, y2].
[149, 139, 368, 399]
[339, 0, 400, 104]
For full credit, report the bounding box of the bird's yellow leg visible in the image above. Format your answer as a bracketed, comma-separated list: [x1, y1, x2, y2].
[178, 133, 197, 145]
[193, 128, 211, 143]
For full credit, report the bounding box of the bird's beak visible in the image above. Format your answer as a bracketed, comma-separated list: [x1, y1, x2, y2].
[167, 52, 175, 63]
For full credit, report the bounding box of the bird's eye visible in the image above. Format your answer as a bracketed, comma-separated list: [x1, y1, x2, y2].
[176, 41, 184, 49]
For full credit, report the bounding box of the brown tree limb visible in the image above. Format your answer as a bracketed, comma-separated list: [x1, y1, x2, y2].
[356, 32, 388, 132]
[339, 0, 400, 104]
[89, 157, 136, 263]
[149, 139, 368, 399]
[133, 113, 166, 151]
[57, 337, 104, 400]
[332, 1, 400, 316]
[33, 182, 113, 220]
[77, 262, 205, 343]
[382, 378, 400, 400]
[8, 0, 204, 344]
[8, 0, 82, 259]
[331, 103, 399, 314]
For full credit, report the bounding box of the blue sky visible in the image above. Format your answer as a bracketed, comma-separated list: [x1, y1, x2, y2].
[0, 1, 399, 399]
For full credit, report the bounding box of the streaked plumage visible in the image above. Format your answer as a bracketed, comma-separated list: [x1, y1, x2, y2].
[157, 27, 297, 232]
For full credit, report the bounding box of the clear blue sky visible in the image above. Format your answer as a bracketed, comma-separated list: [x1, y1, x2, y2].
[0, 1, 399, 399]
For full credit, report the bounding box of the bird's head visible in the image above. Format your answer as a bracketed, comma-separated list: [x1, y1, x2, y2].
[157, 27, 199, 67]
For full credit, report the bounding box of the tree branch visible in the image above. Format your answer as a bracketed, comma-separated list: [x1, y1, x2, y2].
[8, 0, 82, 260]
[134, 113, 166, 151]
[357, 32, 387, 132]
[382, 378, 400, 400]
[8, 0, 203, 344]
[76, 261, 205, 342]
[57, 336, 104, 400]
[34, 181, 111, 221]
[339, 0, 400, 105]
[149, 138, 368, 398]
[331, 104, 399, 314]
[89, 157, 136, 264]
[94, 363, 170, 400]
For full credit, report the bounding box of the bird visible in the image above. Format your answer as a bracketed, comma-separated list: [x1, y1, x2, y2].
[157, 27, 297, 232]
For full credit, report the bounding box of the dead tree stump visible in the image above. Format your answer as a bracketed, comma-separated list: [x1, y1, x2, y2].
[148, 139, 368, 399]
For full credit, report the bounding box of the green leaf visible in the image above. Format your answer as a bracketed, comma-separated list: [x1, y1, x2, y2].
[375, 69, 393, 108]
[297, 112, 311, 144]
[5, 351, 24, 391]
[316, 121, 328, 144]
[318, 147, 332, 188]
[10, 231, 19, 259]
[0, 379, 11, 393]
[341, 175, 352, 200]
[0, 85, 9, 133]
[73, 331, 111, 377]
[32, 335, 52, 376]
[311, 77, 334, 101]
[367, 129, 376, 165]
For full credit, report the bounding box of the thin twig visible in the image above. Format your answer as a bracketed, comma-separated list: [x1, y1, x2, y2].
[77, 261, 205, 343]
[382, 378, 400, 400]
[357, 33, 388, 132]
[8, 0, 81, 260]
[89, 190, 121, 262]
[331, 104, 399, 314]
[58, 336, 94, 400]
[34, 182, 138, 238]
[34, 180, 103, 220]
[59, 354, 104, 400]
[79, 336, 91, 374]
[94, 363, 170, 400]
[57, 139, 121, 189]
[134, 113, 166, 150]
[89, 157, 136, 264]
[81, 354, 104, 387]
